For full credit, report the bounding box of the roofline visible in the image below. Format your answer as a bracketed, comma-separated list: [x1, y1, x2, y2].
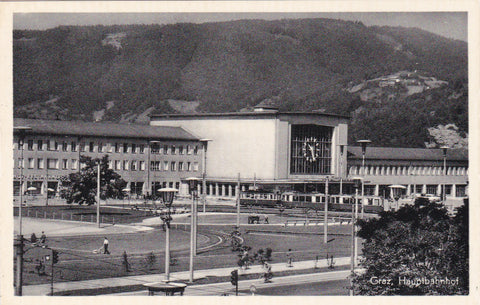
[149, 111, 351, 120]
[13, 118, 200, 141]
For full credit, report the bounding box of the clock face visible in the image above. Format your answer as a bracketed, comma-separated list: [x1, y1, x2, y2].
[302, 137, 320, 162]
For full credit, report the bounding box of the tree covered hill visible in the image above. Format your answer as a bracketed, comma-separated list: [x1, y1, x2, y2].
[13, 18, 468, 147]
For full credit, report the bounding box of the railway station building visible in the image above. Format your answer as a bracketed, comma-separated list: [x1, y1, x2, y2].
[14, 102, 468, 209]
[13, 118, 205, 201]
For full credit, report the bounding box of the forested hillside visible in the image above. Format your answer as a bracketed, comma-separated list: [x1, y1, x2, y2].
[13, 18, 468, 147]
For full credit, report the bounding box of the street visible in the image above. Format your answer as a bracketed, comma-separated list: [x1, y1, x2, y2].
[111, 270, 352, 296]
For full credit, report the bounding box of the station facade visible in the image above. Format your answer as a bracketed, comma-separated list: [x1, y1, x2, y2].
[14, 104, 469, 208]
[13, 118, 205, 201]
[150, 103, 468, 208]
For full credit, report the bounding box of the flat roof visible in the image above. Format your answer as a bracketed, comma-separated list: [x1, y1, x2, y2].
[348, 146, 468, 161]
[13, 118, 199, 141]
[149, 111, 350, 120]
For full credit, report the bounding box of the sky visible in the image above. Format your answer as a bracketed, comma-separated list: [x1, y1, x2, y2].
[13, 12, 468, 41]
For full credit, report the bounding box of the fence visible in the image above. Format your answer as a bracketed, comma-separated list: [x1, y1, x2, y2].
[285, 216, 352, 227]
[14, 208, 154, 225]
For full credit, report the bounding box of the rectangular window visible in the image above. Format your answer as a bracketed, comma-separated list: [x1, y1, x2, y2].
[123, 143, 128, 153]
[131, 182, 144, 196]
[48, 140, 55, 151]
[115, 143, 120, 153]
[193, 145, 198, 155]
[163, 161, 169, 171]
[179, 146, 184, 155]
[164, 145, 169, 155]
[426, 185, 437, 195]
[80, 142, 86, 152]
[123, 160, 129, 170]
[456, 185, 467, 197]
[62, 141, 68, 152]
[139, 144, 145, 154]
[89, 141, 94, 152]
[444, 184, 452, 196]
[171, 161, 176, 171]
[151, 143, 160, 154]
[115, 160, 121, 170]
[62, 159, 68, 170]
[171, 145, 176, 155]
[151, 161, 161, 171]
[71, 141, 77, 152]
[37, 140, 43, 151]
[187, 162, 192, 171]
[132, 143, 136, 154]
[72, 159, 78, 170]
[139, 161, 145, 171]
[37, 158, 44, 169]
[47, 158, 59, 170]
[187, 145, 193, 155]
[193, 162, 199, 171]
[27, 140, 34, 151]
[26, 158, 34, 169]
[108, 160, 113, 170]
[98, 142, 103, 153]
[179, 162, 184, 171]
[131, 160, 137, 171]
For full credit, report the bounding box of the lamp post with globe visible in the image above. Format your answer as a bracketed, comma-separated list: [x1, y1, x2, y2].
[157, 187, 177, 282]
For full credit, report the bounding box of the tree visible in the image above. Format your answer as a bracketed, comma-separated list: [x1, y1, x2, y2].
[59, 155, 127, 205]
[352, 199, 468, 295]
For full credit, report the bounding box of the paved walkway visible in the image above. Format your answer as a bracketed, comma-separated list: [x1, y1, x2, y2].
[23, 256, 352, 295]
[14, 217, 154, 237]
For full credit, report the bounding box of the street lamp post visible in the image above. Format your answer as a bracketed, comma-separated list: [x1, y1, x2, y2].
[357, 140, 371, 219]
[350, 178, 361, 296]
[200, 139, 211, 213]
[14, 126, 31, 237]
[352, 177, 362, 268]
[186, 177, 200, 283]
[97, 161, 101, 228]
[157, 187, 177, 282]
[441, 146, 448, 204]
[339, 144, 345, 195]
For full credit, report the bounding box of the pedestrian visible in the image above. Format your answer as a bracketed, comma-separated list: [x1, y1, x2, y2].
[264, 215, 269, 224]
[103, 237, 110, 254]
[40, 231, 46, 244]
[287, 249, 293, 267]
[35, 259, 46, 275]
[263, 262, 273, 283]
[30, 232, 37, 244]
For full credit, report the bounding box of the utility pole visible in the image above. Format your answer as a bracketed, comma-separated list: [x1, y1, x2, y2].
[324, 177, 329, 243]
[14, 235, 24, 296]
[97, 161, 101, 228]
[236, 173, 241, 229]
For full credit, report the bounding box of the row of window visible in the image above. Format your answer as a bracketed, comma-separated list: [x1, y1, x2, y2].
[22, 139, 200, 155]
[348, 165, 468, 176]
[18, 158, 79, 170]
[17, 158, 199, 172]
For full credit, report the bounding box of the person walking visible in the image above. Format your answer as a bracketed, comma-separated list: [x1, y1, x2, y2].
[103, 237, 110, 254]
[287, 249, 293, 267]
[40, 231, 46, 244]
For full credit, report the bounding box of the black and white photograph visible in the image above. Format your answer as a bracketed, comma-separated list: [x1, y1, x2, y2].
[2, 0, 479, 302]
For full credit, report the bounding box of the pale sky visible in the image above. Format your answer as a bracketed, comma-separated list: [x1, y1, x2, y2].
[13, 12, 468, 42]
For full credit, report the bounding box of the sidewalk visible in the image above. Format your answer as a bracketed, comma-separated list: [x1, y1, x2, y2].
[23, 257, 352, 295]
[14, 217, 154, 237]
